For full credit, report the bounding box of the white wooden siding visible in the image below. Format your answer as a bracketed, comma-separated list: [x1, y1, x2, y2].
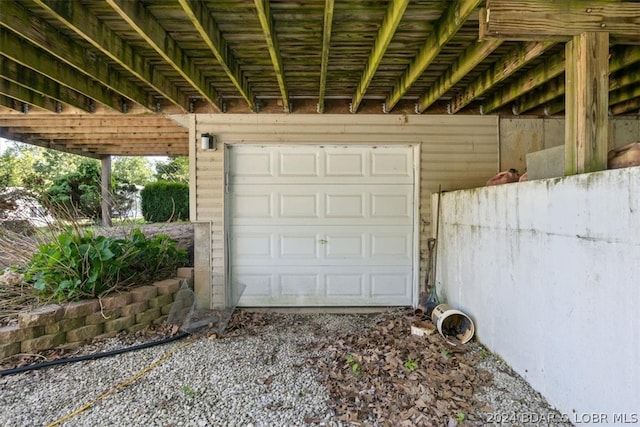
[189, 114, 498, 307]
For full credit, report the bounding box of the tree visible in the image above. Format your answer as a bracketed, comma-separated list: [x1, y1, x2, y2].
[113, 156, 154, 186]
[46, 159, 102, 220]
[154, 156, 189, 183]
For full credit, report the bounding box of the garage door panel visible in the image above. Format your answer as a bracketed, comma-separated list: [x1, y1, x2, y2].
[229, 145, 415, 307]
[230, 185, 413, 225]
[233, 266, 411, 306]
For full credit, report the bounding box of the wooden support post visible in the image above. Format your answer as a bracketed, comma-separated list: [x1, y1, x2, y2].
[101, 155, 112, 227]
[564, 32, 609, 176]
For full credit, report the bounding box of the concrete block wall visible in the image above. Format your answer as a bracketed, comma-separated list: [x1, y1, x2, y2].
[0, 268, 193, 359]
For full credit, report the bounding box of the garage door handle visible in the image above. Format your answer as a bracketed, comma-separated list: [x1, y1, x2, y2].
[318, 239, 328, 244]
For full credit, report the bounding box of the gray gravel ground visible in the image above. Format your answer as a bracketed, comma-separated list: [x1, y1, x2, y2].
[0, 313, 571, 427]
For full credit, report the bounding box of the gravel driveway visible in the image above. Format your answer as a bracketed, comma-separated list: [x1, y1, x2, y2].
[0, 310, 572, 427]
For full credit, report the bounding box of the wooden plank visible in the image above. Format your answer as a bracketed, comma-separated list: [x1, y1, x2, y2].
[178, 0, 255, 111]
[484, 0, 640, 43]
[384, 0, 482, 112]
[254, 0, 290, 113]
[513, 76, 565, 115]
[482, 50, 565, 114]
[2, 0, 154, 111]
[0, 29, 121, 111]
[317, 0, 335, 113]
[417, 39, 502, 113]
[106, 0, 222, 112]
[351, 0, 409, 113]
[33, 0, 188, 112]
[564, 32, 609, 175]
[449, 41, 556, 113]
[610, 97, 640, 115]
[0, 79, 59, 113]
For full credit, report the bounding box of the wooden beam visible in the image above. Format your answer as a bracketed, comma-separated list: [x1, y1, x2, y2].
[0, 29, 123, 111]
[0, 115, 185, 127]
[101, 156, 113, 227]
[384, 0, 482, 112]
[351, 0, 409, 113]
[106, 0, 221, 112]
[0, 128, 103, 159]
[317, 0, 335, 114]
[7, 130, 187, 139]
[513, 76, 565, 115]
[178, 0, 255, 111]
[610, 97, 640, 115]
[254, 0, 290, 113]
[0, 95, 21, 112]
[483, 0, 640, 43]
[1, 0, 154, 112]
[33, 0, 187, 113]
[482, 50, 565, 114]
[0, 56, 93, 112]
[417, 39, 502, 113]
[565, 32, 609, 176]
[0, 78, 59, 113]
[449, 41, 556, 113]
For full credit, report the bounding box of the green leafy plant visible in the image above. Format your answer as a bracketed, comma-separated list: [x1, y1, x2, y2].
[24, 227, 187, 301]
[441, 349, 452, 359]
[404, 356, 418, 372]
[140, 181, 189, 222]
[346, 354, 361, 377]
[182, 385, 195, 397]
[457, 411, 466, 422]
[479, 349, 490, 359]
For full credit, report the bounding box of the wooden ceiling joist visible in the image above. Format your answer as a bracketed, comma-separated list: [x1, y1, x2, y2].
[516, 46, 640, 114]
[1, 0, 153, 112]
[0, 29, 124, 112]
[483, 0, 640, 44]
[317, 0, 335, 114]
[482, 50, 565, 114]
[0, 115, 184, 127]
[32, 0, 188, 113]
[417, 39, 502, 114]
[610, 98, 640, 116]
[384, 0, 482, 113]
[106, 0, 221, 112]
[0, 78, 59, 113]
[350, 0, 409, 113]
[178, 0, 255, 111]
[449, 41, 556, 114]
[0, 56, 94, 113]
[254, 0, 290, 113]
[0, 128, 102, 159]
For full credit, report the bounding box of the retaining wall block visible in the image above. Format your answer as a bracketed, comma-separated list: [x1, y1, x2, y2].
[66, 324, 104, 342]
[177, 267, 194, 279]
[148, 293, 173, 309]
[85, 309, 120, 325]
[135, 307, 161, 325]
[21, 332, 66, 353]
[18, 305, 64, 328]
[103, 316, 135, 334]
[64, 300, 100, 318]
[130, 285, 158, 303]
[0, 324, 39, 345]
[153, 315, 169, 325]
[100, 292, 132, 310]
[155, 279, 181, 295]
[120, 301, 149, 318]
[161, 304, 174, 315]
[0, 342, 21, 359]
[45, 317, 86, 335]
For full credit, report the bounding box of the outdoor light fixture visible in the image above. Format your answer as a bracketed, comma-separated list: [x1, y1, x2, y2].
[201, 133, 216, 150]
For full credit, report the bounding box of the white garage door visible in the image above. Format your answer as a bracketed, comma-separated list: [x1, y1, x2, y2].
[228, 145, 415, 306]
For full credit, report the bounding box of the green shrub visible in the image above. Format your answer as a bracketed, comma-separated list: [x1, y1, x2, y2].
[24, 228, 188, 301]
[141, 181, 189, 222]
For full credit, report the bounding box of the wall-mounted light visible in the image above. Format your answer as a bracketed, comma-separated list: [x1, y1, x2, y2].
[201, 133, 216, 150]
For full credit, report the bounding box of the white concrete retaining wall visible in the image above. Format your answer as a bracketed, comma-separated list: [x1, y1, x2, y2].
[436, 167, 640, 424]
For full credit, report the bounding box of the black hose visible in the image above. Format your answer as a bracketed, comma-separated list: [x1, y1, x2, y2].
[0, 331, 190, 377]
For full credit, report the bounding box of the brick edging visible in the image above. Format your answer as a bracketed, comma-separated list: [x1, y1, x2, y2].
[0, 268, 194, 358]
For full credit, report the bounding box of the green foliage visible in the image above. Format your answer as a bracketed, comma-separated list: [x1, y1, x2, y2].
[456, 412, 466, 422]
[113, 156, 154, 186]
[154, 156, 189, 183]
[141, 181, 189, 222]
[404, 356, 418, 372]
[24, 228, 188, 301]
[346, 354, 361, 377]
[46, 159, 102, 220]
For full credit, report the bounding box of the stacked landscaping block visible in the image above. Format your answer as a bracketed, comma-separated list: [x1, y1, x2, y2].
[0, 269, 192, 359]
